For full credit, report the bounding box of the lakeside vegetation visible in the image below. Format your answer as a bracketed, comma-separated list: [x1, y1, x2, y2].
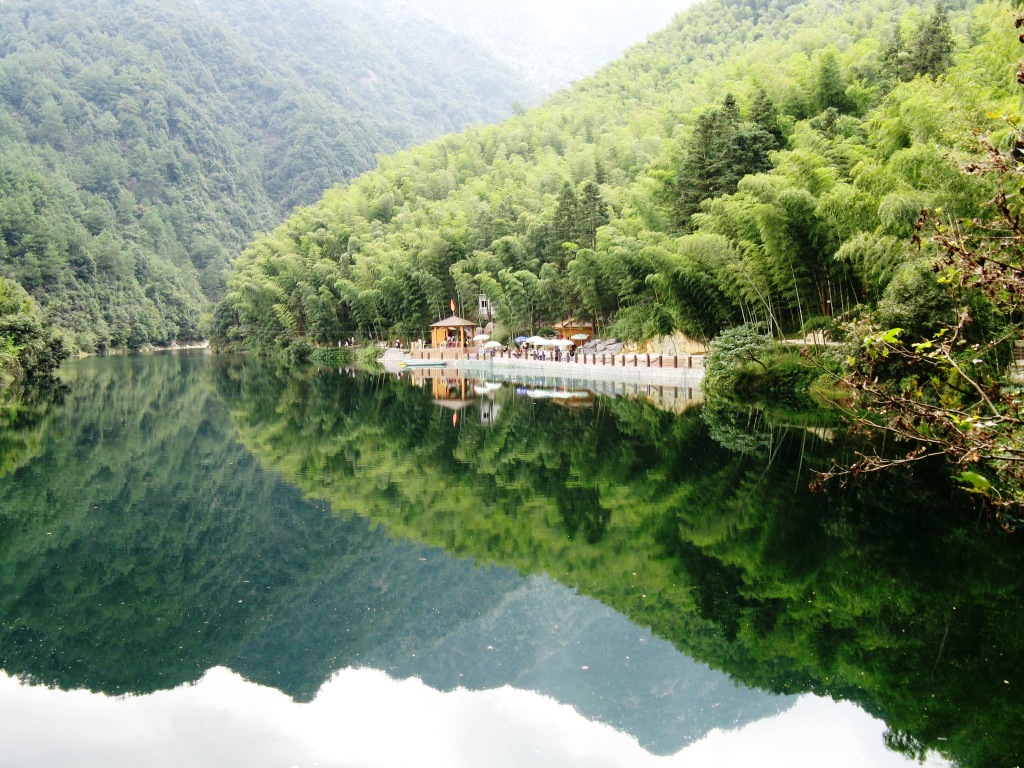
[210, 0, 1024, 509]
[0, 276, 67, 393]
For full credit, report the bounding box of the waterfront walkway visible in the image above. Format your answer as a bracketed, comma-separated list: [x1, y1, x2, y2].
[408, 347, 704, 380]
[381, 347, 704, 412]
[455, 354, 704, 387]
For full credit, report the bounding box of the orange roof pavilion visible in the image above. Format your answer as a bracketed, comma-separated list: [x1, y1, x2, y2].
[430, 315, 478, 349]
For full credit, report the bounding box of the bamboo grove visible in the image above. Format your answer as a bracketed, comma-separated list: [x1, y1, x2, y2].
[213, 0, 1016, 351]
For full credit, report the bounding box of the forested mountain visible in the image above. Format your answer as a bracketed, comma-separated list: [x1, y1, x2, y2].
[0, 0, 538, 352]
[355, 0, 690, 92]
[214, 0, 1006, 351]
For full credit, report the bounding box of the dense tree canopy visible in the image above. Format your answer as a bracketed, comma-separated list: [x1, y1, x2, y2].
[0, 277, 67, 389]
[0, 0, 538, 352]
[214, 0, 1002, 352]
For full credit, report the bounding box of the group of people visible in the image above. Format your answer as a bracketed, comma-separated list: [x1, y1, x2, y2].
[385, 338, 427, 349]
[512, 344, 575, 362]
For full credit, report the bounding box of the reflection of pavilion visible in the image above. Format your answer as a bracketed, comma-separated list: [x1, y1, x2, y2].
[399, 369, 479, 413]
[431, 374, 473, 411]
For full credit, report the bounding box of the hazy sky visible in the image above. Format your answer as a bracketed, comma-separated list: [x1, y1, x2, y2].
[352, 0, 701, 91]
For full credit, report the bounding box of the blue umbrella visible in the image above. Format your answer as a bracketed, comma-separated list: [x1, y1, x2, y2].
[514, 336, 528, 343]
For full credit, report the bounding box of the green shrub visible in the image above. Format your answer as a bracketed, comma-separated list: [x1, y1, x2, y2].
[357, 345, 383, 369]
[308, 347, 355, 366]
[284, 338, 314, 365]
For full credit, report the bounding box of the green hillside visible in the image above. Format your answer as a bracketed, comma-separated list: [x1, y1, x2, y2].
[0, 0, 537, 353]
[214, 0, 1009, 350]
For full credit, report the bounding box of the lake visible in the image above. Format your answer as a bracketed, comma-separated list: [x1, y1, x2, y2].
[0, 351, 1020, 768]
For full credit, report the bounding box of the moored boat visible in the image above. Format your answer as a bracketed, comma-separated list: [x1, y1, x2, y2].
[399, 357, 448, 368]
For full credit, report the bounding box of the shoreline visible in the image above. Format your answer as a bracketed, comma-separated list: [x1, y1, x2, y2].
[454, 355, 705, 386]
[72, 341, 211, 358]
[382, 355, 705, 413]
[381, 346, 704, 387]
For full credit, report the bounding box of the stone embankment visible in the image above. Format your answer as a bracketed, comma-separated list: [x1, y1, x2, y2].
[385, 336, 705, 386]
[456, 350, 703, 386]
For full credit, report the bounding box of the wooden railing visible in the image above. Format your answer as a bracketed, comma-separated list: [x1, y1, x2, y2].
[411, 347, 705, 369]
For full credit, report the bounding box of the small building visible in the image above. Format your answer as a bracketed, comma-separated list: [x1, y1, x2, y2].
[553, 318, 595, 344]
[430, 315, 478, 349]
[478, 294, 493, 321]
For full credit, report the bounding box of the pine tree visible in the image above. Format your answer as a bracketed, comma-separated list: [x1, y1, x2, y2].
[879, 25, 913, 84]
[573, 181, 609, 250]
[547, 182, 581, 265]
[749, 88, 784, 148]
[674, 95, 776, 230]
[910, 2, 955, 78]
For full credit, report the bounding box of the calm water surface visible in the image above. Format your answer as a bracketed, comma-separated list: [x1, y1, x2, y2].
[0, 352, 1020, 768]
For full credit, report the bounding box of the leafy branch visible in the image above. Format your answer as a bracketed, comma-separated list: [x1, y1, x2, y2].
[815, 136, 1024, 524]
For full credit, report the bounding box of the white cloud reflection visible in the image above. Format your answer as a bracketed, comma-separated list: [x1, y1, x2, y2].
[0, 668, 950, 768]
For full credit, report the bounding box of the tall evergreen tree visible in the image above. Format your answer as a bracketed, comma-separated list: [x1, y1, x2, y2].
[813, 48, 853, 113]
[910, 2, 955, 78]
[674, 95, 776, 230]
[749, 88, 784, 148]
[548, 182, 582, 264]
[879, 25, 913, 84]
[573, 181, 610, 250]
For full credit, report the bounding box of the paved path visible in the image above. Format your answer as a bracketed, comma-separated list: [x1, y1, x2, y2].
[455, 355, 705, 386]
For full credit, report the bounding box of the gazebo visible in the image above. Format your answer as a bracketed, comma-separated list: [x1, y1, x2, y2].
[430, 315, 478, 349]
[553, 318, 595, 344]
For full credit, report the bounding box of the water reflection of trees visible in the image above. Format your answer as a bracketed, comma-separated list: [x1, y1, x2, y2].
[0, 356, 1020, 767]
[0, 355, 524, 701]
[216, 361, 1023, 768]
[0, 354, 788, 756]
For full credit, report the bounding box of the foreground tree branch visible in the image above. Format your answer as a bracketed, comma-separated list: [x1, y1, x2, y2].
[816, 135, 1024, 526]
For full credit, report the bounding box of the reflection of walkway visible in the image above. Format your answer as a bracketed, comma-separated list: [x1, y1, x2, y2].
[445, 372, 704, 414]
[382, 349, 705, 411]
[457, 354, 705, 388]
[500, 373, 704, 413]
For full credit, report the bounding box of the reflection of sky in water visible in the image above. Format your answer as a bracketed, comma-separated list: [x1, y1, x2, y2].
[0, 669, 948, 768]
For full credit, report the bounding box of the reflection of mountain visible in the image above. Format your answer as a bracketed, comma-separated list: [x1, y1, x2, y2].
[0, 352, 790, 757]
[215, 359, 1024, 768]
[362, 575, 789, 752]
